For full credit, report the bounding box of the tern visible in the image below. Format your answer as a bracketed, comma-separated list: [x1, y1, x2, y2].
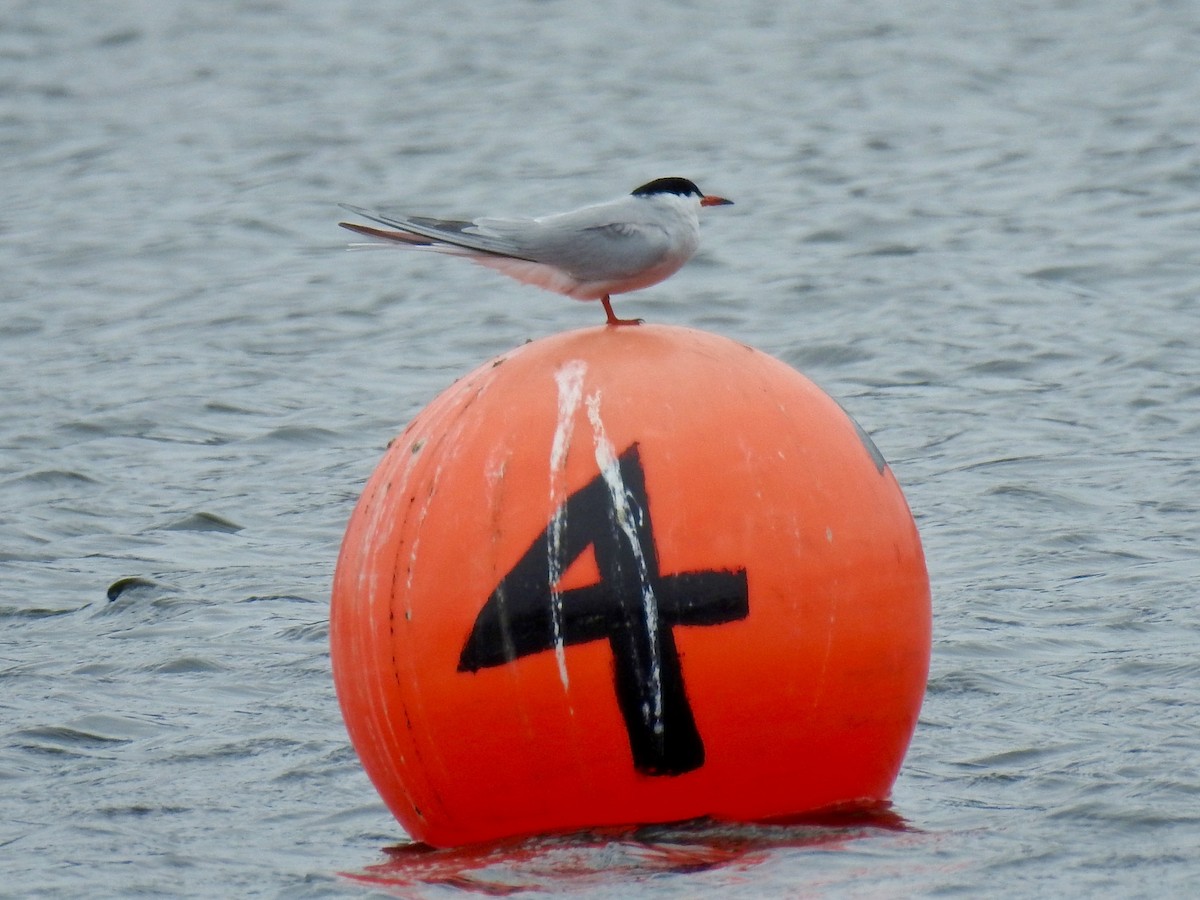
[339, 177, 732, 326]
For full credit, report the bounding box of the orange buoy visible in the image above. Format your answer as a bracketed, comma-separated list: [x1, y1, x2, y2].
[331, 324, 930, 848]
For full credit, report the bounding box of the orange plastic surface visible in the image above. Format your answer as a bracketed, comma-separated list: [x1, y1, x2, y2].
[331, 324, 931, 847]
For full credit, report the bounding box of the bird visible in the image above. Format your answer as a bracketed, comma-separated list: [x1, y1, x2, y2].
[338, 177, 732, 326]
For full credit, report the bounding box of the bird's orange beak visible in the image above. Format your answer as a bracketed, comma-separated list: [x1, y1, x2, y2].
[700, 195, 734, 207]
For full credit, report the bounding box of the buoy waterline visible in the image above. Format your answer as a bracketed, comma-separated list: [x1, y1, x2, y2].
[330, 324, 931, 848]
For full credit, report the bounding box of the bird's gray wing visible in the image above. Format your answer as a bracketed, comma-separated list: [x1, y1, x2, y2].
[476, 217, 673, 282]
[338, 204, 541, 261]
[339, 203, 673, 280]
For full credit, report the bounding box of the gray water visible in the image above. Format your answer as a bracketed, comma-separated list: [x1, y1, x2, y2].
[3, 0, 1199, 896]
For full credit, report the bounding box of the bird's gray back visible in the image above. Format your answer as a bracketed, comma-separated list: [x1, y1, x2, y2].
[477, 213, 674, 281]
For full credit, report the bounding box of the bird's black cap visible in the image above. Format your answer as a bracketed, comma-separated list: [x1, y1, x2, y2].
[631, 177, 704, 198]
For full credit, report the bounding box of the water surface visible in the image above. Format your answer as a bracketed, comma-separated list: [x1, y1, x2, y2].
[3, 1, 1199, 895]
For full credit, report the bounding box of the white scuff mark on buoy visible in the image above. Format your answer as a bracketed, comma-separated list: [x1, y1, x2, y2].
[485, 451, 508, 488]
[362, 443, 423, 615]
[584, 391, 665, 737]
[548, 360, 588, 693]
[551, 360, 586, 474]
[406, 466, 443, 595]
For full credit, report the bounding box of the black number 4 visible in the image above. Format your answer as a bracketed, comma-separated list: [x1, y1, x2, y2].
[459, 443, 749, 776]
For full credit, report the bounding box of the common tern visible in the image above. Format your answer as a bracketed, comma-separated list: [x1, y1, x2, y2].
[339, 177, 732, 326]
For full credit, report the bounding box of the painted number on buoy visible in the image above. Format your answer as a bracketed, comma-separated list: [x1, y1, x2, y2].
[459, 443, 749, 776]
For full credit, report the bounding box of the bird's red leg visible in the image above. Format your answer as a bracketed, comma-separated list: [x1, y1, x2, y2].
[601, 295, 643, 327]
